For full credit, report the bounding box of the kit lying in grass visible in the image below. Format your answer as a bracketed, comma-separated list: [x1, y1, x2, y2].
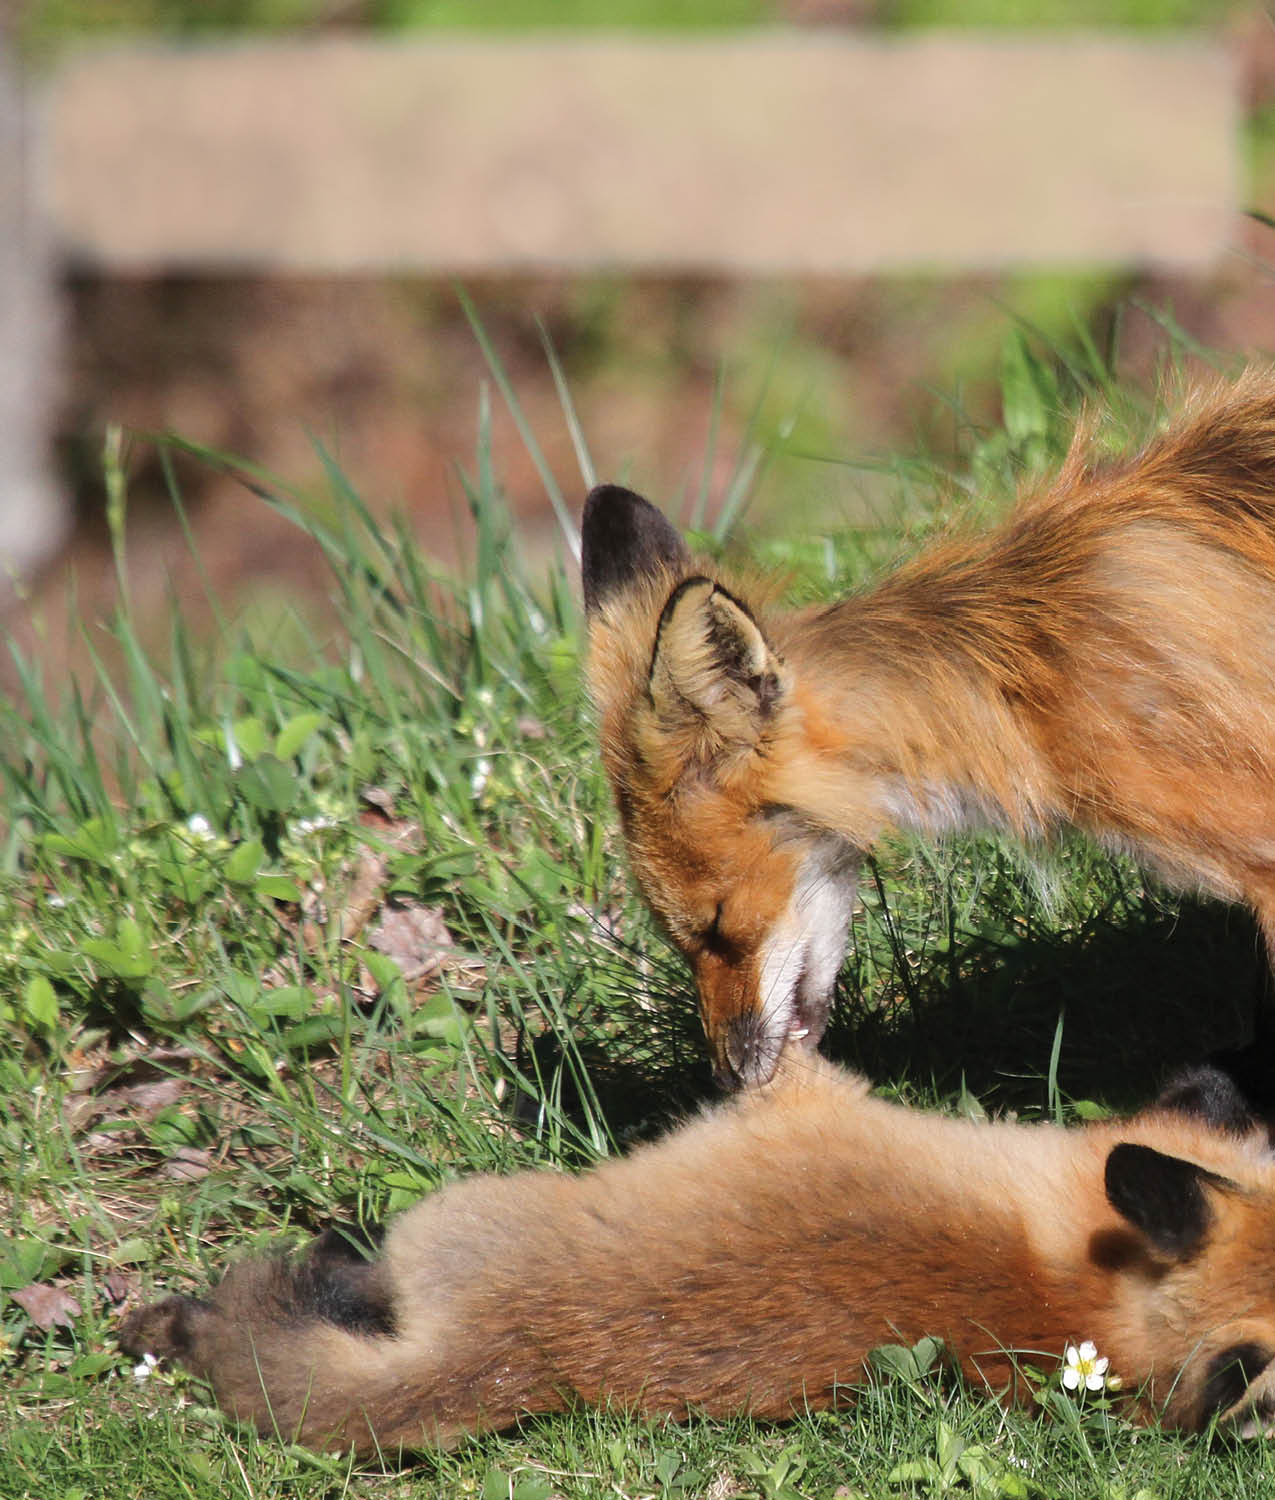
[121, 1058, 1275, 1452]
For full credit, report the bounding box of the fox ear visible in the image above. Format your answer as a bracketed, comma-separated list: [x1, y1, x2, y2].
[648, 577, 788, 748]
[581, 485, 691, 615]
[1104, 1143, 1234, 1259]
[1154, 1064, 1255, 1135]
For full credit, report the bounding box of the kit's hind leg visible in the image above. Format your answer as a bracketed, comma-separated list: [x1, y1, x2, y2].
[120, 1226, 406, 1451]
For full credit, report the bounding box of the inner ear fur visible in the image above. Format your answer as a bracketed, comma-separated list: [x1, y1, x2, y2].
[1198, 1340, 1275, 1429]
[1104, 1142, 1237, 1260]
[648, 577, 789, 747]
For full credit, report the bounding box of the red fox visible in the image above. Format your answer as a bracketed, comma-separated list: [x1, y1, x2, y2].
[121, 1060, 1275, 1451]
[582, 374, 1275, 1087]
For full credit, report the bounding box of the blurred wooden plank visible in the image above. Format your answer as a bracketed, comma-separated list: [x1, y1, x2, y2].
[46, 34, 1237, 273]
[0, 45, 67, 588]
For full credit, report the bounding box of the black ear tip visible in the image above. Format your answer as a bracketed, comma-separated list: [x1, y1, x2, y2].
[1105, 1142, 1226, 1260]
[581, 484, 691, 614]
[1156, 1064, 1255, 1135]
[1104, 1141, 1148, 1194]
[583, 483, 653, 518]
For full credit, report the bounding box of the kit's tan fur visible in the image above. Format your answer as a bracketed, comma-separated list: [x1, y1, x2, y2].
[122, 1058, 1275, 1452]
[583, 374, 1275, 1084]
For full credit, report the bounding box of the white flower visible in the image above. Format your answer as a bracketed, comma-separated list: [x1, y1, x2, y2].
[1062, 1340, 1110, 1393]
[293, 815, 337, 837]
[132, 1351, 159, 1383]
[184, 814, 215, 842]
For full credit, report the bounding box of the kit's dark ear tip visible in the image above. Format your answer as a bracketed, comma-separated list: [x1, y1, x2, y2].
[582, 484, 651, 525]
[581, 486, 691, 614]
[1155, 1064, 1256, 1135]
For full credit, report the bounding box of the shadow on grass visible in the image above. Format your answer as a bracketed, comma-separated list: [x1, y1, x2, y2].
[526, 889, 1271, 1143]
[828, 893, 1266, 1116]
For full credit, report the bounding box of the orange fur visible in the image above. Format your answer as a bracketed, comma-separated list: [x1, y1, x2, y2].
[583, 374, 1275, 1085]
[121, 1058, 1275, 1451]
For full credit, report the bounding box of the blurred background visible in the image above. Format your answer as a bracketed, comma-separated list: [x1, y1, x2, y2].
[6, 0, 1275, 678]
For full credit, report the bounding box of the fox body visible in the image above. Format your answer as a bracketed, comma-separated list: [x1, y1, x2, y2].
[121, 1059, 1275, 1452]
[582, 375, 1275, 1087]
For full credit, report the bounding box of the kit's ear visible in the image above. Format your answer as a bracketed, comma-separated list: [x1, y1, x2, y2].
[581, 485, 691, 615]
[1196, 1340, 1275, 1432]
[1104, 1142, 1235, 1260]
[1154, 1064, 1255, 1135]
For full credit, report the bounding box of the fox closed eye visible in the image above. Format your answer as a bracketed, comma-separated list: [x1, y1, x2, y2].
[699, 903, 742, 960]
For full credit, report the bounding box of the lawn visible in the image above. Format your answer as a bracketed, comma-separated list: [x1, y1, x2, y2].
[2, 318, 1273, 1500]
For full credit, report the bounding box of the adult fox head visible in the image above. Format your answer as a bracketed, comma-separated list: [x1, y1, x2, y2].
[582, 484, 862, 1088]
[582, 390, 1275, 1091]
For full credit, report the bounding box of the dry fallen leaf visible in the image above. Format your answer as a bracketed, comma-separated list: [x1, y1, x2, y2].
[103, 1270, 136, 1304]
[358, 784, 397, 817]
[337, 850, 389, 942]
[161, 1146, 212, 1182]
[117, 1078, 186, 1117]
[12, 1282, 80, 1330]
[368, 902, 454, 984]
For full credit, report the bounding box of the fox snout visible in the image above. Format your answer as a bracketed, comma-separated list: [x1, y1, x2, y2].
[710, 994, 823, 1090]
[696, 955, 798, 1089]
[695, 864, 857, 1088]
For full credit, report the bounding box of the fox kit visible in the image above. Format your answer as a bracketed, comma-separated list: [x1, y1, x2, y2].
[122, 1060, 1275, 1451]
[582, 374, 1275, 1087]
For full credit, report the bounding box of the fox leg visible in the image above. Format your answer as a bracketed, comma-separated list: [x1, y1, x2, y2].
[120, 1226, 502, 1453]
[121, 1201, 578, 1454]
[120, 1229, 411, 1450]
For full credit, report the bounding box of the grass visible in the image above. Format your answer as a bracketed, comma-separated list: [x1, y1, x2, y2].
[1, 317, 1273, 1500]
